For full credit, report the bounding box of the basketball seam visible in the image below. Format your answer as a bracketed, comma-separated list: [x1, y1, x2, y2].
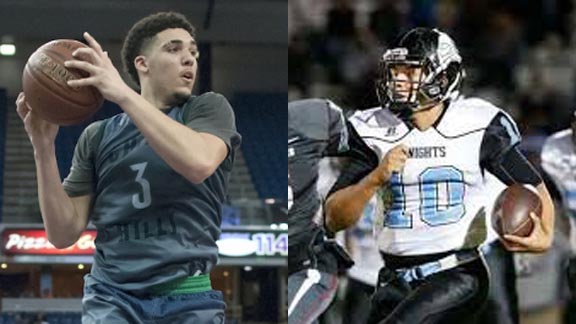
[24, 65, 95, 123]
[25, 64, 97, 116]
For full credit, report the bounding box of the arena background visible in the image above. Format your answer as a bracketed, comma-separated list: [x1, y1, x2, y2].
[289, 0, 575, 323]
[0, 1, 287, 323]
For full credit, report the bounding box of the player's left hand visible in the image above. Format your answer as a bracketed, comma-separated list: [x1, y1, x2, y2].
[65, 32, 133, 104]
[502, 211, 552, 253]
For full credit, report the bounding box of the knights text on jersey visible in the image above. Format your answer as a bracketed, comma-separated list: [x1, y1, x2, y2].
[541, 129, 576, 212]
[350, 97, 519, 255]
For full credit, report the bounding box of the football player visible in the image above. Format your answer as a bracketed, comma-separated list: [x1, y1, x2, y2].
[325, 28, 554, 323]
[540, 111, 576, 323]
[288, 99, 364, 323]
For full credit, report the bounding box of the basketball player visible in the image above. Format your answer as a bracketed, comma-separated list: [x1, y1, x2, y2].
[16, 12, 240, 323]
[541, 111, 576, 323]
[288, 99, 362, 324]
[325, 28, 554, 323]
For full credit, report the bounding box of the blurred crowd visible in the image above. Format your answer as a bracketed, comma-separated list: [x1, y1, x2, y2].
[289, 0, 575, 141]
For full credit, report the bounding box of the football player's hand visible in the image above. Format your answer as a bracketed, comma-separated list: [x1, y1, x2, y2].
[374, 144, 409, 186]
[15, 92, 59, 149]
[502, 212, 552, 253]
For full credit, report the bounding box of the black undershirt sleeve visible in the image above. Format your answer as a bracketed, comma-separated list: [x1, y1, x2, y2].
[480, 112, 542, 185]
[327, 125, 380, 197]
[487, 146, 542, 185]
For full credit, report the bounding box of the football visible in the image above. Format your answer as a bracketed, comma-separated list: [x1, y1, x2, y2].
[491, 183, 542, 237]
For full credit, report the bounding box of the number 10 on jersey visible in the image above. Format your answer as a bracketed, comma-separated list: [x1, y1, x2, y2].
[384, 166, 465, 228]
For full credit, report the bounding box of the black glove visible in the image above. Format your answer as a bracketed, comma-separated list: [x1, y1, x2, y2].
[322, 239, 355, 271]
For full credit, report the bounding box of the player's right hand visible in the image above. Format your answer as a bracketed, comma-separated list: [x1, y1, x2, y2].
[16, 92, 59, 149]
[374, 144, 409, 186]
[503, 211, 552, 253]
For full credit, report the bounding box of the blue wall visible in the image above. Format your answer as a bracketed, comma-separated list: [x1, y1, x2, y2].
[232, 93, 287, 200]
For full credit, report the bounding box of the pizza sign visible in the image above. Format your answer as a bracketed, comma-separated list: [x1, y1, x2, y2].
[1, 228, 288, 258]
[1, 229, 96, 255]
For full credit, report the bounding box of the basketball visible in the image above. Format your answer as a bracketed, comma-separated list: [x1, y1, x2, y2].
[22, 39, 103, 125]
[491, 183, 542, 237]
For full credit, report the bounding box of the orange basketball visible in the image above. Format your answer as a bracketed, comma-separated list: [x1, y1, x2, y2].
[22, 39, 103, 125]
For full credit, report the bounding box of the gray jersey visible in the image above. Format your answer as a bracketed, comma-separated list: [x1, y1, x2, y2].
[288, 99, 349, 243]
[63, 92, 241, 294]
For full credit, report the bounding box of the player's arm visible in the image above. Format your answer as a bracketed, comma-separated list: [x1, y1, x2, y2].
[66, 33, 230, 184]
[16, 93, 92, 249]
[492, 147, 554, 252]
[116, 91, 229, 184]
[37, 157, 92, 248]
[325, 126, 408, 232]
[482, 113, 554, 252]
[36, 152, 92, 248]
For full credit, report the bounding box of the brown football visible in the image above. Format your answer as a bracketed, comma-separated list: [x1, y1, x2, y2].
[491, 183, 542, 237]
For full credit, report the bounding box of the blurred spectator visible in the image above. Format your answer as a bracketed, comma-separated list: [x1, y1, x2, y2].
[324, 0, 358, 83]
[325, 0, 356, 40]
[289, 33, 313, 96]
[20, 289, 35, 298]
[433, 0, 460, 36]
[288, 0, 574, 115]
[474, 9, 523, 91]
[35, 313, 49, 324]
[516, 34, 575, 135]
[368, 0, 410, 46]
[519, 0, 574, 47]
[41, 288, 53, 299]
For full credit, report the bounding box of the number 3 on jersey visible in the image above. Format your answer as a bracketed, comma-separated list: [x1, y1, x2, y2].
[130, 162, 152, 209]
[385, 166, 465, 228]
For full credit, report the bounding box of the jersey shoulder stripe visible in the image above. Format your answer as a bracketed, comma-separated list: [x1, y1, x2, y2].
[350, 107, 409, 142]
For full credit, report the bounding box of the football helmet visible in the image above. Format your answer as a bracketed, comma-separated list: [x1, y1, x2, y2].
[375, 28, 465, 121]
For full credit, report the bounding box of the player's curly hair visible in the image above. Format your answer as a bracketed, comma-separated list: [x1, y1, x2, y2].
[121, 12, 196, 87]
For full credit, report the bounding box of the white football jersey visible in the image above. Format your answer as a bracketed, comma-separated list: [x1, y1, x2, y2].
[482, 172, 507, 244]
[350, 97, 519, 255]
[541, 129, 576, 212]
[347, 196, 382, 286]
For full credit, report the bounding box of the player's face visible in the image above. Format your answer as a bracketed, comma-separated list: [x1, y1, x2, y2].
[144, 28, 199, 106]
[388, 65, 423, 104]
